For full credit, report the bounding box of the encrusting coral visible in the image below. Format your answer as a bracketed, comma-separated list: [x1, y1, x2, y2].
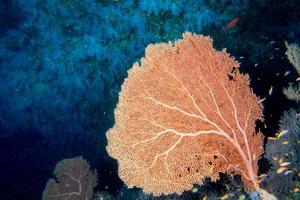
[106, 32, 265, 196]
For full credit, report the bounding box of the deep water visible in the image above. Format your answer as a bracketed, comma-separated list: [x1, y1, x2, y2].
[0, 0, 299, 199]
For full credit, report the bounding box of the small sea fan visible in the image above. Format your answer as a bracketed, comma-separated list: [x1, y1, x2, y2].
[283, 82, 300, 102]
[285, 42, 300, 75]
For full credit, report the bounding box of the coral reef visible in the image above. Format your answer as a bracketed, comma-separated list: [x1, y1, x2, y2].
[2, 0, 300, 199]
[0, 1, 248, 199]
[263, 42, 300, 199]
[0, 0, 239, 136]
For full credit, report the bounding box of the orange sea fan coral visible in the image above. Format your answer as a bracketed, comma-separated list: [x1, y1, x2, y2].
[106, 32, 264, 196]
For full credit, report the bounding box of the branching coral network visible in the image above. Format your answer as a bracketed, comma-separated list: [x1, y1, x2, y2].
[43, 156, 97, 200]
[106, 32, 266, 196]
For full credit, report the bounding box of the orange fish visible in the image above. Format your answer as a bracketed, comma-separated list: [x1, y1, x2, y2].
[226, 17, 239, 29]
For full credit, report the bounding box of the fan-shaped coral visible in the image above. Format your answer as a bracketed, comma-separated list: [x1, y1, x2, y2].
[106, 32, 264, 196]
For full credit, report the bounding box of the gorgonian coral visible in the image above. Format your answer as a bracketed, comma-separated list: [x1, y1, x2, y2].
[106, 33, 264, 196]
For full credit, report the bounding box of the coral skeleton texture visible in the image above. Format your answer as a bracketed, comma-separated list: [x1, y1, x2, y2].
[106, 32, 264, 196]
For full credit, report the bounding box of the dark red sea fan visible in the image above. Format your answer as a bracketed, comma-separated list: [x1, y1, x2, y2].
[106, 32, 264, 196]
[42, 156, 97, 200]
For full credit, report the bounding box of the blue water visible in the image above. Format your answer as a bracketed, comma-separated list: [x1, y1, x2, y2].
[0, 0, 299, 199]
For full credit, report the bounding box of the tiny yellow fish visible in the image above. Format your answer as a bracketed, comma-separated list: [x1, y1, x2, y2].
[202, 195, 207, 200]
[258, 173, 267, 180]
[279, 158, 283, 163]
[276, 167, 287, 174]
[272, 156, 278, 161]
[239, 195, 246, 200]
[268, 86, 273, 95]
[293, 188, 299, 193]
[284, 170, 293, 175]
[276, 129, 289, 138]
[221, 194, 230, 200]
[280, 162, 291, 167]
[268, 137, 277, 141]
[282, 141, 288, 145]
[284, 71, 291, 76]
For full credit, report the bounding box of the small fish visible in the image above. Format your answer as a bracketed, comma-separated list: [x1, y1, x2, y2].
[254, 63, 259, 67]
[279, 158, 283, 163]
[202, 195, 207, 200]
[240, 56, 245, 59]
[226, 17, 239, 29]
[259, 97, 266, 104]
[275, 48, 280, 51]
[296, 77, 300, 81]
[293, 188, 299, 193]
[270, 56, 274, 59]
[221, 194, 230, 200]
[258, 173, 268, 180]
[284, 71, 291, 76]
[239, 195, 246, 200]
[268, 86, 273, 95]
[272, 156, 278, 161]
[269, 41, 275, 44]
[276, 72, 280, 76]
[284, 170, 293, 175]
[191, 187, 198, 193]
[268, 137, 277, 141]
[276, 129, 289, 138]
[282, 141, 288, 145]
[298, 172, 300, 177]
[280, 162, 291, 167]
[276, 167, 287, 174]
